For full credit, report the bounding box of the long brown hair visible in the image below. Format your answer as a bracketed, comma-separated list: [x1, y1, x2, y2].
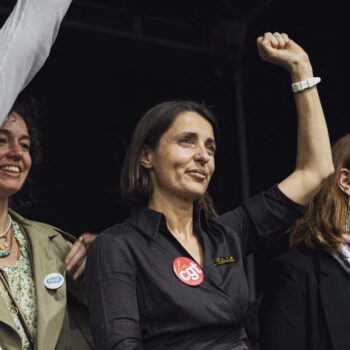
[290, 134, 350, 252]
[120, 100, 220, 217]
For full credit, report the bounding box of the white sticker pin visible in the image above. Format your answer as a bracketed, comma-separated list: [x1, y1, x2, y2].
[44, 273, 64, 290]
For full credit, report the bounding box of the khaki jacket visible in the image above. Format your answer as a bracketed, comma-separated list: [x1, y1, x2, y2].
[0, 210, 94, 350]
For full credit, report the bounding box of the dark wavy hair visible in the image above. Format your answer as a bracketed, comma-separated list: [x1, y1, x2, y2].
[120, 100, 220, 218]
[8, 94, 43, 206]
[10, 94, 43, 164]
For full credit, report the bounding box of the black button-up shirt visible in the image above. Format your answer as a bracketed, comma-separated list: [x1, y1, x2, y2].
[86, 185, 304, 349]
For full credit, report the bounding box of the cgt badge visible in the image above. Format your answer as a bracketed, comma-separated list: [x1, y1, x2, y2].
[173, 257, 204, 286]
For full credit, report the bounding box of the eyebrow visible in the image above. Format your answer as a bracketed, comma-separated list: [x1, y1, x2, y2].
[0, 128, 31, 141]
[178, 131, 216, 144]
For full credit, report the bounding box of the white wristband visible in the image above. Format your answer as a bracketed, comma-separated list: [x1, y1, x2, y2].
[291, 77, 321, 93]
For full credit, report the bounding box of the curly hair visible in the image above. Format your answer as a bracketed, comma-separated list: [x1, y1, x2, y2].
[10, 94, 43, 164]
[8, 94, 43, 206]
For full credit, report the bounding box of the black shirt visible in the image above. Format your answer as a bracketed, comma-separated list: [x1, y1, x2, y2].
[86, 185, 304, 349]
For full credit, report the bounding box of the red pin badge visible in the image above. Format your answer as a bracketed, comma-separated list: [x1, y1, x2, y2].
[173, 257, 204, 286]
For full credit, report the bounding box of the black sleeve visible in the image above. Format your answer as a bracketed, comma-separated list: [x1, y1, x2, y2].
[258, 258, 307, 350]
[218, 185, 305, 256]
[85, 231, 144, 350]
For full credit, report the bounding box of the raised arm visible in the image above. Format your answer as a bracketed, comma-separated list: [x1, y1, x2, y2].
[0, 0, 72, 124]
[257, 32, 334, 205]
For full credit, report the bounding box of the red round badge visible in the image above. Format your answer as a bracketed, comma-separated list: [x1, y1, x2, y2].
[173, 257, 204, 286]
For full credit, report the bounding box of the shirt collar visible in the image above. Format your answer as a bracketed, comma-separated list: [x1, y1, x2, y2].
[125, 205, 206, 240]
[125, 207, 165, 240]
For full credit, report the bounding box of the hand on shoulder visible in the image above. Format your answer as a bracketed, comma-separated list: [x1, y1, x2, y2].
[65, 232, 97, 280]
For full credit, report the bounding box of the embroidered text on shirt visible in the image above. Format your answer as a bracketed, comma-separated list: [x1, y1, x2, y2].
[214, 256, 235, 266]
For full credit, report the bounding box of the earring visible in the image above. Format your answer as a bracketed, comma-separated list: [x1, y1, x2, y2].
[346, 196, 350, 233]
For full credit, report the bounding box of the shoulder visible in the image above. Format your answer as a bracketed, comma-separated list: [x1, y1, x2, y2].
[91, 222, 146, 252]
[262, 247, 320, 298]
[31, 220, 72, 239]
[218, 185, 305, 227]
[87, 223, 144, 273]
[100, 221, 144, 240]
[10, 209, 75, 247]
[270, 247, 317, 277]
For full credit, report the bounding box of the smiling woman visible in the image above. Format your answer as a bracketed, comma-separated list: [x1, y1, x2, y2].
[0, 112, 32, 200]
[120, 100, 219, 216]
[0, 0, 96, 348]
[143, 112, 216, 206]
[0, 95, 95, 350]
[86, 32, 333, 350]
[0, 94, 96, 350]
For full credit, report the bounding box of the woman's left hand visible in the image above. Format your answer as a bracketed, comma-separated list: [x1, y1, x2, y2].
[65, 232, 97, 280]
[257, 32, 311, 78]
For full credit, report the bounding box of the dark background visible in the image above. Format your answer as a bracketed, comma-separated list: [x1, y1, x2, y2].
[1, 0, 348, 235]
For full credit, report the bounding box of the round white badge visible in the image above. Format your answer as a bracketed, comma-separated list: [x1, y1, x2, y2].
[44, 273, 64, 290]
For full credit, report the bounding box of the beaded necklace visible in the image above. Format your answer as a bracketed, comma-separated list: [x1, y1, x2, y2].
[0, 215, 13, 258]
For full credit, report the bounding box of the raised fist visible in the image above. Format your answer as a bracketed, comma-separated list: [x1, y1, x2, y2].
[257, 32, 310, 74]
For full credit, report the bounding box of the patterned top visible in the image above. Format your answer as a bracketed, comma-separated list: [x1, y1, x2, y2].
[0, 220, 37, 350]
[340, 235, 350, 266]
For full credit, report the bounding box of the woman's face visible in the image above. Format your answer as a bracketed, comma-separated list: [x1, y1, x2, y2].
[0, 113, 32, 199]
[144, 111, 216, 203]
